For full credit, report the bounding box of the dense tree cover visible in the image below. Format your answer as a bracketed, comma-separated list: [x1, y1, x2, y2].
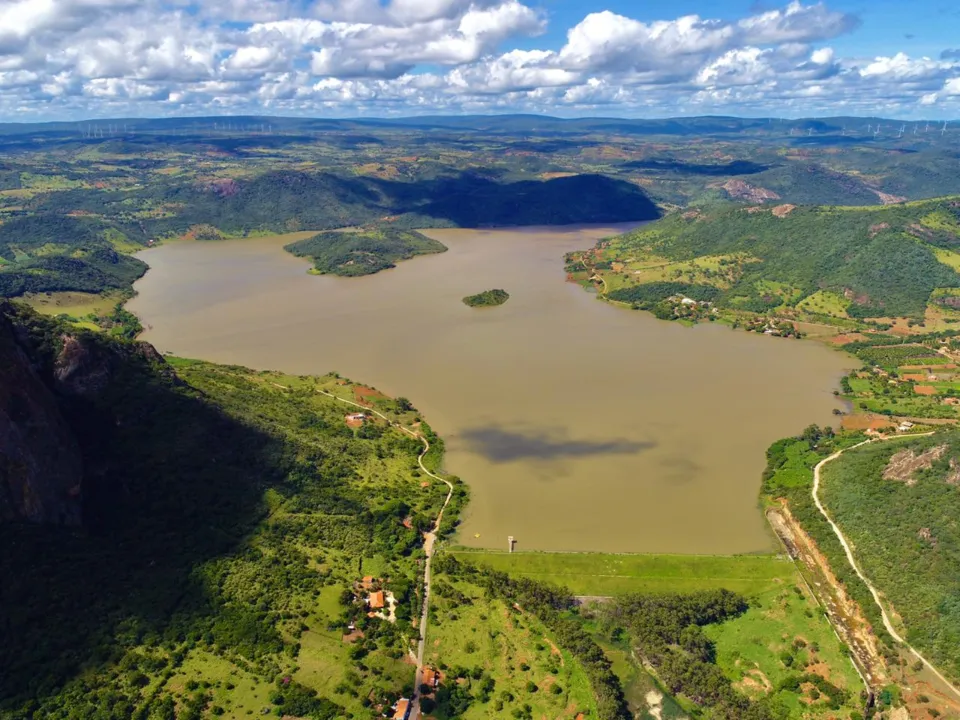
[607, 281, 721, 306]
[0, 216, 148, 297]
[0, 304, 447, 718]
[853, 344, 939, 366]
[462, 288, 510, 307]
[435, 555, 630, 720]
[0, 252, 147, 297]
[415, 173, 661, 227]
[29, 171, 660, 238]
[748, 163, 883, 206]
[621, 159, 770, 176]
[5, 168, 659, 297]
[285, 228, 446, 276]
[0, 215, 104, 257]
[819, 431, 960, 681]
[603, 198, 960, 318]
[598, 591, 790, 719]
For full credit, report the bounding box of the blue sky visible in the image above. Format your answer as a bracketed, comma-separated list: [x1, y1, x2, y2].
[0, 0, 957, 120]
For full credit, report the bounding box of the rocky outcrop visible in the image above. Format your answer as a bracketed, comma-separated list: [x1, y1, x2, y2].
[0, 311, 83, 525]
[0, 302, 176, 527]
[722, 179, 780, 203]
[53, 334, 119, 398]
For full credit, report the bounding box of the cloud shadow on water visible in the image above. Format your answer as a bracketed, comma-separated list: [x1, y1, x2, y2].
[457, 426, 655, 463]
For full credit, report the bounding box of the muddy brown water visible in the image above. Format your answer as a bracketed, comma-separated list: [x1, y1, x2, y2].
[128, 226, 851, 554]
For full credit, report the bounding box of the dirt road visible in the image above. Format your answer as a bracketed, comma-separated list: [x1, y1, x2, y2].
[812, 433, 960, 701]
[317, 389, 454, 720]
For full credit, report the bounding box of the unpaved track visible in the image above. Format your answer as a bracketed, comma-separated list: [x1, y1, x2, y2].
[812, 432, 960, 701]
[317, 390, 453, 719]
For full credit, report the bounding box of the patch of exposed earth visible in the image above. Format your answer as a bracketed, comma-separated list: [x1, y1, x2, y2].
[883, 445, 947, 485]
[722, 179, 780, 203]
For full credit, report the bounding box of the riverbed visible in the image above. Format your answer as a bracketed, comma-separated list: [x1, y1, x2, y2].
[128, 226, 851, 554]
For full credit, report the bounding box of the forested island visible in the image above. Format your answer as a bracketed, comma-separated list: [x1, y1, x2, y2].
[285, 228, 446, 277]
[462, 289, 510, 307]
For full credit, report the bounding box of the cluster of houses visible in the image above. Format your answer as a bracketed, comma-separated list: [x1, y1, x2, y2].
[355, 576, 397, 622]
[382, 669, 440, 720]
[742, 316, 802, 338]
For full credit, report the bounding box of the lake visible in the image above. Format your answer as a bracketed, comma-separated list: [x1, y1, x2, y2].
[128, 226, 851, 554]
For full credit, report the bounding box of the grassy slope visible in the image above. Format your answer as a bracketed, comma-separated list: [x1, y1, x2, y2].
[454, 551, 794, 596]
[457, 551, 861, 719]
[704, 580, 862, 719]
[819, 432, 960, 682]
[597, 196, 960, 320]
[425, 570, 598, 719]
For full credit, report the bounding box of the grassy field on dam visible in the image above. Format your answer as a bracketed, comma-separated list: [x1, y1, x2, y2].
[451, 550, 795, 596]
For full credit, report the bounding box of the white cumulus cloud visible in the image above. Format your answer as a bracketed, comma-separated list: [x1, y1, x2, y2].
[0, 0, 956, 119]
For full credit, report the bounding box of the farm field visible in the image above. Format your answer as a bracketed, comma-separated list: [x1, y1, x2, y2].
[20, 290, 121, 322]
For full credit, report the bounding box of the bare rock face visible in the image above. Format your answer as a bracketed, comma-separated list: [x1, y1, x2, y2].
[53, 334, 118, 398]
[0, 316, 83, 525]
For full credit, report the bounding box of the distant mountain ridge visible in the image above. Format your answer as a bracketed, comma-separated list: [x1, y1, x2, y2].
[0, 114, 944, 138]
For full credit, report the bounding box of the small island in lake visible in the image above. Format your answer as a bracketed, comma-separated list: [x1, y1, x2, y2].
[463, 289, 510, 307]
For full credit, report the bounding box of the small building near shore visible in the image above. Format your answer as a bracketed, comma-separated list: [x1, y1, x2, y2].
[346, 413, 368, 428]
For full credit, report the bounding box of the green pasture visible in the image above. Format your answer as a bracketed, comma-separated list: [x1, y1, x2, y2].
[796, 290, 851, 318]
[452, 551, 795, 596]
[425, 572, 598, 719]
[706, 580, 864, 718]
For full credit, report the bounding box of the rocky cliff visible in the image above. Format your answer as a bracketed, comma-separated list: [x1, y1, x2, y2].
[0, 305, 83, 525]
[0, 301, 167, 527]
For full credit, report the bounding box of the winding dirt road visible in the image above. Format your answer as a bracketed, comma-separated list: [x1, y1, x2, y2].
[812, 432, 960, 701]
[317, 390, 454, 719]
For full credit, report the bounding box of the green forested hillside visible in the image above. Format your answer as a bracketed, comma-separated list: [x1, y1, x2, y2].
[0, 303, 455, 719]
[285, 228, 446, 276]
[598, 197, 960, 319]
[819, 432, 960, 682]
[0, 215, 147, 297]
[2, 170, 659, 296]
[415, 173, 661, 227]
[746, 163, 883, 206]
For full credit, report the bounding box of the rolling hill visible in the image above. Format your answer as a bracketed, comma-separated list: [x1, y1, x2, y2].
[591, 196, 960, 320]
